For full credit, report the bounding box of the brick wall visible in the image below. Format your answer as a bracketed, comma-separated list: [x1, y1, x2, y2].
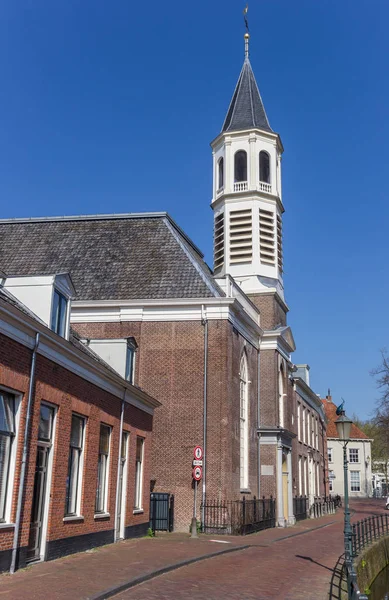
[248, 293, 287, 330]
[73, 319, 260, 530]
[0, 332, 153, 570]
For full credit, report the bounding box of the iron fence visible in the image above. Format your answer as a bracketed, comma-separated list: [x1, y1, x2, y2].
[351, 513, 389, 558]
[309, 499, 336, 519]
[293, 495, 308, 521]
[201, 496, 276, 535]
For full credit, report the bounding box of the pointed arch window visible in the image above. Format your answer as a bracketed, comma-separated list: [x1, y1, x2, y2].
[279, 366, 285, 428]
[217, 158, 224, 191]
[259, 151, 270, 184]
[234, 151, 247, 183]
[239, 354, 249, 490]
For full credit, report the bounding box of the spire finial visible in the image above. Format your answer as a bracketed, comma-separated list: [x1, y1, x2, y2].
[243, 4, 249, 59]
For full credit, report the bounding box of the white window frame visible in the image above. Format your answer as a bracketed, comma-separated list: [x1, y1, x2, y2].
[134, 437, 144, 511]
[297, 403, 301, 441]
[95, 424, 111, 516]
[50, 288, 69, 338]
[329, 470, 334, 492]
[302, 408, 306, 444]
[125, 338, 138, 385]
[349, 448, 359, 464]
[315, 419, 318, 450]
[298, 456, 302, 495]
[65, 414, 86, 518]
[350, 470, 361, 492]
[0, 387, 21, 525]
[239, 354, 249, 490]
[328, 447, 333, 463]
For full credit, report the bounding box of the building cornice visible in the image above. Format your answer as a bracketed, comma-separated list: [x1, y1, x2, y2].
[71, 297, 263, 349]
[0, 299, 160, 415]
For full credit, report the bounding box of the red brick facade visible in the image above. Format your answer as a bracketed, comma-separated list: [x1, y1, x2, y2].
[0, 329, 154, 572]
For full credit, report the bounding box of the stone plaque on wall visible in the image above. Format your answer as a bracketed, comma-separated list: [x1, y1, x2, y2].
[261, 465, 274, 476]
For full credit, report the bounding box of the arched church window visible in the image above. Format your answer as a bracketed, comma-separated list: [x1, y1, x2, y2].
[279, 364, 286, 429]
[259, 151, 270, 183]
[218, 158, 224, 190]
[239, 353, 249, 490]
[234, 151, 247, 182]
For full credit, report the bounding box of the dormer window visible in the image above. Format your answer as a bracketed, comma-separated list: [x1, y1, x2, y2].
[259, 151, 270, 183]
[125, 337, 138, 385]
[50, 289, 68, 337]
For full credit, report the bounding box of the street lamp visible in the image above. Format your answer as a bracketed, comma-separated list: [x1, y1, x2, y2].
[335, 409, 354, 596]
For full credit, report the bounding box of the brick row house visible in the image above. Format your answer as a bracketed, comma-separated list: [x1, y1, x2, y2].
[0, 33, 327, 535]
[0, 272, 159, 571]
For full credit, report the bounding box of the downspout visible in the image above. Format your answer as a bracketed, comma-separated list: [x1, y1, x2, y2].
[201, 306, 208, 528]
[10, 332, 40, 574]
[257, 348, 261, 498]
[114, 388, 126, 542]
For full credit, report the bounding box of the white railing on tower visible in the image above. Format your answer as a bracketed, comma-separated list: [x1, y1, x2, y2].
[259, 182, 272, 193]
[234, 182, 248, 192]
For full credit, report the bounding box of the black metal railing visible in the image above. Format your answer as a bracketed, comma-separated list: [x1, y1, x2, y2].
[293, 495, 308, 521]
[309, 498, 336, 519]
[351, 513, 389, 558]
[201, 496, 276, 535]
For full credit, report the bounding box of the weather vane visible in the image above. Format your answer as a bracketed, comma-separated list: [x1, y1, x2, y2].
[243, 4, 249, 34]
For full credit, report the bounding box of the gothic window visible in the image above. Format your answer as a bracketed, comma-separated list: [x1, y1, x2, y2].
[239, 354, 249, 490]
[279, 366, 285, 428]
[234, 151, 247, 182]
[217, 158, 224, 190]
[259, 151, 270, 183]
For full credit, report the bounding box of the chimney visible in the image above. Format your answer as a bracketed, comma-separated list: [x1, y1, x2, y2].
[295, 364, 310, 387]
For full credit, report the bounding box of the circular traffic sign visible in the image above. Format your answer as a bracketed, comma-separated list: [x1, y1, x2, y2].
[194, 446, 203, 460]
[193, 466, 202, 481]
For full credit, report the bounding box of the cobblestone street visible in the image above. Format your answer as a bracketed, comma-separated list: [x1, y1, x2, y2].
[0, 499, 385, 600]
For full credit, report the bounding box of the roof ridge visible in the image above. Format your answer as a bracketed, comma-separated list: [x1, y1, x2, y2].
[0, 212, 168, 224]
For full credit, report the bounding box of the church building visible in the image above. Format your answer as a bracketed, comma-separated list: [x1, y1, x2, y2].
[0, 32, 327, 532]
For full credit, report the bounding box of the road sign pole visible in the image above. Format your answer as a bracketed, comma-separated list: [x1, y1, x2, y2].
[190, 480, 198, 538]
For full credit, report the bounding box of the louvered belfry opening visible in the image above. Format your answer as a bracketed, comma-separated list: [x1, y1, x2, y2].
[214, 212, 225, 271]
[229, 209, 252, 264]
[259, 208, 275, 265]
[277, 214, 283, 273]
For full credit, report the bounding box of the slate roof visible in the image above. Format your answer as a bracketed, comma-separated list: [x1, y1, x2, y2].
[0, 213, 223, 301]
[222, 57, 273, 134]
[322, 398, 369, 440]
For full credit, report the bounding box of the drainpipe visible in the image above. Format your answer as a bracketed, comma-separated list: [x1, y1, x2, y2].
[114, 388, 126, 542]
[257, 348, 261, 498]
[10, 332, 40, 574]
[201, 306, 208, 528]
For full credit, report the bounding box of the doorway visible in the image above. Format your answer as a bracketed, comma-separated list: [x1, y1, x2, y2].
[116, 431, 128, 540]
[26, 404, 55, 563]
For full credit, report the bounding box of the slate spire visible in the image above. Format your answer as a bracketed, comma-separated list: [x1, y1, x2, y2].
[222, 34, 273, 134]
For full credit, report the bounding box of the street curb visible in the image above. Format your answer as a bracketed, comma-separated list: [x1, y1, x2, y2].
[88, 544, 251, 600]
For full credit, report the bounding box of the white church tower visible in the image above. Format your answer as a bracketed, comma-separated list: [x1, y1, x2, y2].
[211, 33, 285, 301]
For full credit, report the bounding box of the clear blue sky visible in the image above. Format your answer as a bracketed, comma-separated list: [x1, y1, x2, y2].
[0, 1, 387, 419]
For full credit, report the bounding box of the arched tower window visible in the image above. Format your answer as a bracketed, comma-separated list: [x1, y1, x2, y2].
[218, 157, 224, 190]
[239, 353, 249, 490]
[234, 151, 247, 182]
[259, 151, 270, 183]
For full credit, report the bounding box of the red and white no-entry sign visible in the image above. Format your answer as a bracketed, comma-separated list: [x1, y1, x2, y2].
[193, 466, 202, 481]
[194, 446, 203, 460]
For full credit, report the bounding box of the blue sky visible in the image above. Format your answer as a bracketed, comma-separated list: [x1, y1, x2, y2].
[0, 1, 387, 419]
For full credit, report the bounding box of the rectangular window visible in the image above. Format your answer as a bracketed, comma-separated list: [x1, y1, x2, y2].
[350, 471, 361, 492]
[65, 415, 85, 516]
[328, 447, 333, 463]
[0, 392, 16, 522]
[302, 408, 306, 444]
[297, 403, 301, 441]
[298, 456, 302, 495]
[329, 470, 334, 492]
[125, 341, 137, 385]
[95, 424, 111, 514]
[134, 437, 144, 510]
[315, 419, 318, 450]
[50, 289, 68, 337]
[349, 448, 359, 463]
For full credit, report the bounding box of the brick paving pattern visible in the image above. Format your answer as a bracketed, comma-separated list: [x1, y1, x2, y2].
[0, 499, 386, 600]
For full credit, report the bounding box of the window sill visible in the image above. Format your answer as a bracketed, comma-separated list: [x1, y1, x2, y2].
[94, 512, 110, 520]
[0, 523, 15, 530]
[133, 509, 144, 515]
[240, 489, 251, 494]
[63, 515, 84, 522]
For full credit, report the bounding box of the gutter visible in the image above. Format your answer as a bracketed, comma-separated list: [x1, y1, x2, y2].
[10, 332, 40, 573]
[114, 388, 126, 542]
[201, 306, 208, 528]
[257, 349, 261, 498]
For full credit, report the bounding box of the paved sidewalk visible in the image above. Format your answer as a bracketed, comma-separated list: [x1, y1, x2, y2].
[0, 499, 385, 600]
